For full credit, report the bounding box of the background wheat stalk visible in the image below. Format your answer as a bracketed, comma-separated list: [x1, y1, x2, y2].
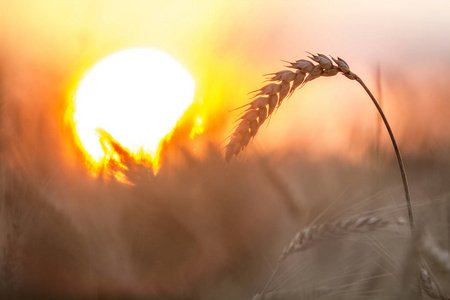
[225, 53, 414, 232]
[256, 214, 399, 298]
[280, 215, 390, 262]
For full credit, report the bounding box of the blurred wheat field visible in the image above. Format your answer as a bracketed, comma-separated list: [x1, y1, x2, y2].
[1, 1, 450, 299]
[1, 109, 449, 299]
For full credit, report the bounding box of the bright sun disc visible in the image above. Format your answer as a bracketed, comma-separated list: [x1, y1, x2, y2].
[71, 48, 195, 173]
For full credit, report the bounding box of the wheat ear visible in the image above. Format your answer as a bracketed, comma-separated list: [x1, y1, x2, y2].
[420, 268, 450, 300]
[225, 53, 414, 231]
[257, 215, 393, 298]
[280, 216, 390, 262]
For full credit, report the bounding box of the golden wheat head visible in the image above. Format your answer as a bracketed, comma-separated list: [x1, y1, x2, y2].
[225, 53, 356, 161]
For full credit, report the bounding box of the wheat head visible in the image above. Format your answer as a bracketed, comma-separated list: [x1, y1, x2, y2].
[225, 53, 354, 161]
[280, 215, 390, 262]
[225, 52, 414, 233]
[420, 267, 450, 300]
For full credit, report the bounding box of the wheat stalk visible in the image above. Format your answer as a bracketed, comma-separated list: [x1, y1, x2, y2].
[279, 215, 390, 262]
[225, 53, 414, 232]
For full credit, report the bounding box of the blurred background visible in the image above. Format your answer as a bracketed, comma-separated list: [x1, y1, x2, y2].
[0, 0, 449, 299]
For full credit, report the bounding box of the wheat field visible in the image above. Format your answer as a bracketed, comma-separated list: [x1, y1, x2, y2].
[1, 1, 450, 299]
[1, 56, 449, 298]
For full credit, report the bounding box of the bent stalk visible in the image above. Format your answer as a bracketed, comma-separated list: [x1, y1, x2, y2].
[354, 75, 413, 231]
[225, 53, 414, 232]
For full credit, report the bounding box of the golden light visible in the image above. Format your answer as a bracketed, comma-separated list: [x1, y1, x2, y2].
[190, 116, 204, 139]
[69, 48, 196, 177]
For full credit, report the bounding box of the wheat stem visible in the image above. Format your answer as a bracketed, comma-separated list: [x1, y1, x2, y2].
[354, 75, 414, 231]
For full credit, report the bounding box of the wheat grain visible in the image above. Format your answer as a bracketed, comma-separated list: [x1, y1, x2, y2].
[280, 216, 390, 262]
[420, 268, 450, 300]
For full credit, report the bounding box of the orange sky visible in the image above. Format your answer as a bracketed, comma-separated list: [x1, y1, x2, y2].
[1, 0, 449, 164]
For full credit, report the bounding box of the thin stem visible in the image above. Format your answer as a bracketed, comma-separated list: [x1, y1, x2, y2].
[354, 74, 414, 231]
[374, 65, 383, 170]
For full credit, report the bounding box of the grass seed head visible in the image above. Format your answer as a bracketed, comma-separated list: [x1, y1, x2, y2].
[322, 68, 340, 77]
[225, 53, 356, 160]
[280, 215, 392, 261]
[235, 121, 250, 133]
[255, 83, 280, 96]
[289, 71, 306, 96]
[241, 110, 259, 123]
[250, 120, 259, 136]
[420, 268, 447, 300]
[278, 81, 290, 104]
[250, 97, 269, 109]
[258, 106, 267, 125]
[331, 56, 350, 74]
[289, 59, 315, 73]
[266, 70, 297, 82]
[268, 94, 278, 115]
[240, 131, 252, 149]
[308, 52, 333, 70]
[304, 66, 323, 83]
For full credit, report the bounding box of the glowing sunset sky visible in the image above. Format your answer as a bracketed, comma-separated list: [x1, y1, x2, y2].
[1, 0, 449, 159]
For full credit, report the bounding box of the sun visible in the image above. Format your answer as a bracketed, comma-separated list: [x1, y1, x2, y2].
[70, 48, 195, 175]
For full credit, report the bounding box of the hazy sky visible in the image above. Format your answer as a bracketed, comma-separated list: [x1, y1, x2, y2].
[1, 0, 449, 159]
[2, 0, 449, 67]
